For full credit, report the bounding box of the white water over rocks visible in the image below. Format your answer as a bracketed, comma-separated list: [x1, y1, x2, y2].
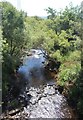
[17, 49, 75, 119]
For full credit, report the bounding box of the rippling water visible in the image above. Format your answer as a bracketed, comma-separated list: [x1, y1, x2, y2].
[18, 49, 52, 86]
[17, 49, 76, 119]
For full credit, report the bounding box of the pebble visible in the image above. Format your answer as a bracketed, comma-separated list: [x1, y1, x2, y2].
[1, 84, 75, 119]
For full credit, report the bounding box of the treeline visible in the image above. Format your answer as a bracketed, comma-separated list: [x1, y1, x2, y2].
[0, 1, 83, 117]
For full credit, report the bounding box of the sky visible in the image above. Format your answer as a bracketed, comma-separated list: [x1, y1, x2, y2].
[1, 0, 83, 16]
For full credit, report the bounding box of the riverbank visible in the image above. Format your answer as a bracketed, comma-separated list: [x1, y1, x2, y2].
[1, 49, 79, 119]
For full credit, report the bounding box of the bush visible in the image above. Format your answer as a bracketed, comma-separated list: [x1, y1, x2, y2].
[51, 50, 62, 61]
[58, 62, 81, 86]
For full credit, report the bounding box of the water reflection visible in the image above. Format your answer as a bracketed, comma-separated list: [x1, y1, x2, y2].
[18, 49, 76, 119]
[18, 49, 52, 87]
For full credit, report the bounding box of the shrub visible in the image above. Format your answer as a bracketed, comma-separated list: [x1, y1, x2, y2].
[58, 62, 81, 86]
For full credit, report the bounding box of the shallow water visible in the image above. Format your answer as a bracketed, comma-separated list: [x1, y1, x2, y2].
[18, 49, 51, 86]
[18, 49, 76, 119]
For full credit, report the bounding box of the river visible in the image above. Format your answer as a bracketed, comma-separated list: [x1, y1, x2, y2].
[1, 49, 77, 119]
[16, 49, 77, 119]
[18, 49, 55, 87]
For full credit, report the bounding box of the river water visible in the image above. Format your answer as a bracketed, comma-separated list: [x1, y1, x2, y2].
[18, 49, 51, 87]
[17, 49, 76, 119]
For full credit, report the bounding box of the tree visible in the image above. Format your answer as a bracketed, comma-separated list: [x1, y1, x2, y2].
[45, 7, 57, 19]
[0, 2, 27, 109]
[2, 2, 26, 57]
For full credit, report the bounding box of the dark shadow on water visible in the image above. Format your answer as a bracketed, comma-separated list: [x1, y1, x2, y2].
[18, 49, 56, 88]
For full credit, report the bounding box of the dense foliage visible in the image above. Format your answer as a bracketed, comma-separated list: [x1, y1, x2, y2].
[0, 1, 82, 117]
[0, 1, 27, 110]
